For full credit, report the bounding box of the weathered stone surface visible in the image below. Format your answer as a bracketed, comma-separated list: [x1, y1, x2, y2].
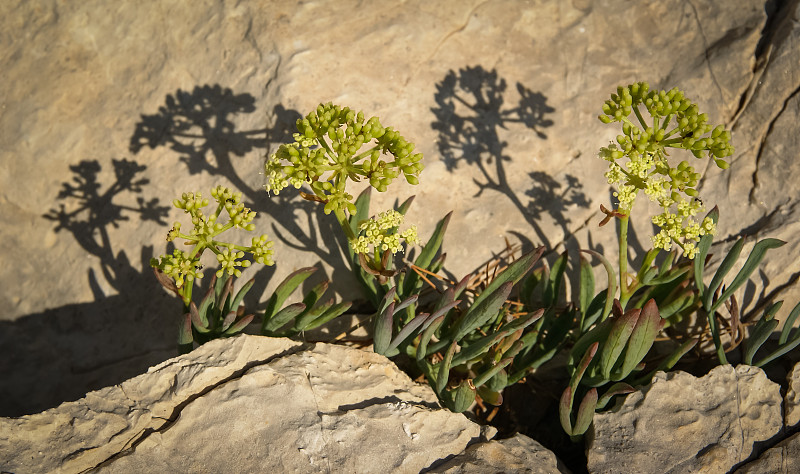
[785, 361, 800, 429]
[734, 432, 800, 474]
[429, 433, 571, 473]
[0, 336, 475, 473]
[0, 336, 304, 473]
[3, 0, 799, 422]
[587, 365, 783, 474]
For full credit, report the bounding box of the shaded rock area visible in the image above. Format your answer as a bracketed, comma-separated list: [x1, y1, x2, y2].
[0, 335, 567, 473]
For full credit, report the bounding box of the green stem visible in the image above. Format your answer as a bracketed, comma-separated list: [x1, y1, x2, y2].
[618, 215, 630, 308]
[632, 106, 648, 130]
[333, 208, 356, 241]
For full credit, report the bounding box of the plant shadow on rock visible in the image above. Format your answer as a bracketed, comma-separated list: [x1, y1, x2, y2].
[0, 159, 177, 416]
[430, 67, 595, 472]
[130, 84, 360, 302]
[431, 66, 589, 251]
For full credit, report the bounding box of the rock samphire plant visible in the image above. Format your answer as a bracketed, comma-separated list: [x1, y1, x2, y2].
[151, 185, 350, 353]
[152, 84, 800, 439]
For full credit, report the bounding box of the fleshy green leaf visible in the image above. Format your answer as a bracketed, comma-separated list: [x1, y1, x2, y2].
[582, 250, 617, 322]
[710, 238, 785, 313]
[579, 254, 595, 321]
[572, 388, 598, 436]
[263, 302, 306, 334]
[223, 313, 254, 335]
[617, 299, 663, 379]
[599, 309, 639, 380]
[262, 267, 317, 332]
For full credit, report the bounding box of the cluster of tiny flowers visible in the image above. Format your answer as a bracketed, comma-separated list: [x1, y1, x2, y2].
[651, 211, 716, 259]
[264, 103, 423, 214]
[350, 210, 420, 255]
[152, 186, 275, 288]
[598, 82, 732, 258]
[154, 249, 203, 288]
[216, 246, 250, 278]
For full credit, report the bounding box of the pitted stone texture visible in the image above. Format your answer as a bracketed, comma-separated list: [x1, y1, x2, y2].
[0, 336, 488, 473]
[734, 432, 800, 473]
[786, 362, 800, 429]
[0, 336, 304, 473]
[587, 365, 783, 474]
[429, 433, 571, 473]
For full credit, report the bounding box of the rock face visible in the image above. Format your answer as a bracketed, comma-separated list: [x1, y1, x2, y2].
[587, 365, 784, 473]
[430, 433, 571, 473]
[0, 335, 568, 473]
[2, 0, 800, 437]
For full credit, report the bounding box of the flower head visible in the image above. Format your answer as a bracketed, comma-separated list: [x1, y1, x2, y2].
[350, 210, 419, 255]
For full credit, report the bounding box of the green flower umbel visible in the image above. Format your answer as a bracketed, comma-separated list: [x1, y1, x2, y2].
[598, 82, 733, 258]
[265, 103, 424, 215]
[151, 186, 274, 301]
[351, 210, 419, 255]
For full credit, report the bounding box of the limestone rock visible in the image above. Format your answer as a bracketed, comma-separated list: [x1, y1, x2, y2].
[733, 432, 800, 474]
[587, 365, 783, 474]
[3, 0, 800, 426]
[0, 335, 489, 473]
[429, 433, 571, 473]
[785, 361, 800, 429]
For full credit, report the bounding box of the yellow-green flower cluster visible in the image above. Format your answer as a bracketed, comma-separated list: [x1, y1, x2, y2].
[155, 248, 204, 288]
[350, 210, 419, 255]
[265, 103, 424, 215]
[651, 199, 716, 258]
[151, 186, 275, 288]
[598, 82, 733, 258]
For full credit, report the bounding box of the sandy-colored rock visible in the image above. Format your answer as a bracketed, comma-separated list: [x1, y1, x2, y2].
[734, 432, 800, 474]
[587, 365, 783, 474]
[429, 433, 571, 473]
[0, 335, 494, 473]
[2, 0, 799, 424]
[785, 361, 800, 429]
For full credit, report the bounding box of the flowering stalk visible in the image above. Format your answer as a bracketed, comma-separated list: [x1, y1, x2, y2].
[265, 103, 424, 289]
[598, 82, 733, 306]
[151, 185, 275, 308]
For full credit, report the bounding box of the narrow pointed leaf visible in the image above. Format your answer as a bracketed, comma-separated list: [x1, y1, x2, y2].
[417, 314, 445, 361]
[595, 383, 635, 410]
[436, 340, 458, 395]
[744, 318, 779, 365]
[452, 282, 513, 342]
[600, 309, 640, 380]
[443, 380, 475, 413]
[544, 251, 568, 306]
[373, 302, 395, 355]
[704, 237, 745, 311]
[189, 302, 211, 333]
[153, 267, 180, 295]
[572, 388, 598, 436]
[229, 278, 255, 316]
[711, 238, 785, 313]
[197, 285, 214, 326]
[579, 254, 595, 320]
[559, 386, 574, 435]
[780, 302, 800, 345]
[619, 300, 663, 377]
[582, 250, 616, 322]
[294, 299, 334, 331]
[262, 267, 318, 328]
[694, 207, 719, 298]
[303, 301, 352, 331]
[473, 358, 513, 388]
[223, 313, 254, 335]
[386, 312, 430, 354]
[263, 302, 306, 334]
[178, 312, 193, 354]
[403, 212, 451, 296]
[451, 332, 507, 366]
